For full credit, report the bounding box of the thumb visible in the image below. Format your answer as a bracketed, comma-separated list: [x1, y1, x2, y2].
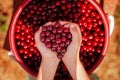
[70, 23, 82, 44]
[35, 27, 43, 50]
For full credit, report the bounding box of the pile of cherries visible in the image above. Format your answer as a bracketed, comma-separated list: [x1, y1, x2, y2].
[15, 0, 105, 79]
[40, 22, 72, 59]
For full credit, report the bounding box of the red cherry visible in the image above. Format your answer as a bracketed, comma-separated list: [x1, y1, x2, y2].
[25, 28, 31, 33]
[29, 47, 35, 52]
[62, 37, 67, 42]
[52, 28, 57, 34]
[100, 37, 105, 42]
[57, 53, 63, 59]
[17, 41, 21, 46]
[42, 26, 47, 32]
[77, 2, 81, 7]
[17, 20, 23, 25]
[93, 23, 98, 28]
[94, 27, 100, 32]
[64, 28, 69, 33]
[96, 48, 101, 53]
[46, 42, 52, 48]
[67, 3, 72, 8]
[92, 41, 98, 47]
[21, 41, 26, 46]
[98, 42, 104, 47]
[21, 36, 25, 41]
[61, 48, 66, 53]
[50, 34, 55, 40]
[45, 31, 50, 36]
[66, 40, 71, 45]
[56, 38, 62, 44]
[93, 31, 98, 37]
[94, 37, 99, 42]
[88, 46, 93, 52]
[87, 18, 92, 23]
[67, 33, 72, 39]
[57, 27, 63, 33]
[82, 4, 87, 9]
[60, 42, 65, 47]
[56, 1, 61, 6]
[87, 23, 93, 30]
[24, 49, 29, 54]
[83, 31, 89, 36]
[82, 46, 87, 51]
[45, 37, 51, 42]
[82, 36, 88, 42]
[40, 32, 45, 37]
[40, 37, 45, 42]
[88, 35, 94, 40]
[98, 19, 103, 25]
[61, 5, 66, 10]
[15, 34, 21, 39]
[99, 31, 105, 36]
[91, 11, 97, 17]
[27, 53, 32, 58]
[96, 14, 100, 19]
[86, 41, 92, 46]
[30, 41, 35, 46]
[19, 49, 24, 54]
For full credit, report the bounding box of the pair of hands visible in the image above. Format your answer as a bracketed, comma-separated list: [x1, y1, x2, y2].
[35, 21, 83, 80]
[35, 21, 82, 61]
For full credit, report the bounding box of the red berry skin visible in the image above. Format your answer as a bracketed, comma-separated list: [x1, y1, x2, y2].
[64, 28, 69, 33]
[40, 32, 45, 37]
[25, 28, 31, 33]
[99, 31, 105, 36]
[45, 31, 50, 36]
[67, 33, 72, 39]
[40, 37, 45, 42]
[94, 37, 99, 42]
[56, 38, 62, 44]
[92, 41, 98, 47]
[57, 27, 63, 33]
[46, 42, 52, 48]
[57, 53, 63, 59]
[62, 37, 67, 42]
[88, 35, 94, 40]
[50, 34, 55, 40]
[98, 42, 104, 47]
[15, 34, 21, 40]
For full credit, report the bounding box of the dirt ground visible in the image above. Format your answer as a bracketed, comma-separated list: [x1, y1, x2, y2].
[0, 0, 120, 80]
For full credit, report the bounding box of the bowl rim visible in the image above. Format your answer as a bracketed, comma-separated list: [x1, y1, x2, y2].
[9, 0, 109, 77]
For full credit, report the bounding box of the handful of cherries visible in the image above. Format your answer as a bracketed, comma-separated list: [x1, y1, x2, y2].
[40, 21, 72, 59]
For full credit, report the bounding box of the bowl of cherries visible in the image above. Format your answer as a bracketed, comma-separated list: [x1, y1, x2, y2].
[9, 0, 114, 79]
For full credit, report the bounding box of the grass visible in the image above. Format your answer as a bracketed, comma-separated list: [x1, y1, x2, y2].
[0, 15, 8, 32]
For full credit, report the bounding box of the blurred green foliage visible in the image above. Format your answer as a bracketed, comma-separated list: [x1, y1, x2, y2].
[0, 15, 7, 32]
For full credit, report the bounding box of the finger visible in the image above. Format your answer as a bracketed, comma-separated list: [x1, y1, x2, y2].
[59, 21, 71, 25]
[70, 24, 81, 43]
[64, 23, 71, 28]
[35, 27, 42, 50]
[75, 24, 82, 43]
[44, 22, 53, 26]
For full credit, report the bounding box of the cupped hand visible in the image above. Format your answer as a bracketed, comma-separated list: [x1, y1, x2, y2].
[35, 22, 58, 59]
[58, 21, 82, 60]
